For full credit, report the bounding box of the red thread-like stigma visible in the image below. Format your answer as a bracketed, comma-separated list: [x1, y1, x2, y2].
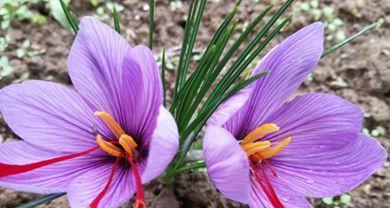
[126, 154, 145, 208]
[0, 146, 99, 178]
[89, 156, 121, 208]
[250, 160, 284, 208]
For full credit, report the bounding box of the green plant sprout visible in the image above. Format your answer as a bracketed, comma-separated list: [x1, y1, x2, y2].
[16, 39, 31, 58]
[0, 35, 11, 52]
[170, 1, 184, 11]
[322, 194, 352, 208]
[0, 0, 47, 30]
[48, 0, 72, 29]
[363, 126, 386, 137]
[95, 2, 124, 21]
[0, 56, 14, 78]
[295, 0, 346, 41]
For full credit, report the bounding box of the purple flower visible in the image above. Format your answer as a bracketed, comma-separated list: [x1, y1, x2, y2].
[0, 17, 178, 208]
[203, 22, 386, 207]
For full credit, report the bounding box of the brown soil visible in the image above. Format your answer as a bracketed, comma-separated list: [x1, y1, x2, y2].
[0, 0, 389, 207]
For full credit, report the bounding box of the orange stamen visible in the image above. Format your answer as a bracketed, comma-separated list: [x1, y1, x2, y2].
[242, 141, 271, 156]
[242, 123, 279, 144]
[94, 111, 125, 139]
[96, 134, 122, 157]
[241, 141, 270, 151]
[261, 137, 291, 159]
[119, 134, 138, 155]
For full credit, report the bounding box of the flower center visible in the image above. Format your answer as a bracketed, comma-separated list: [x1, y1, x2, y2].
[241, 123, 291, 208]
[93, 111, 145, 208]
[240, 123, 291, 160]
[94, 111, 138, 158]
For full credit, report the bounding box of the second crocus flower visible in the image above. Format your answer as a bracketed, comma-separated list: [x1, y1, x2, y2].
[203, 22, 386, 207]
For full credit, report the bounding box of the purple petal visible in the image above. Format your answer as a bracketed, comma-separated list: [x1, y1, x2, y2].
[272, 134, 386, 197]
[224, 22, 324, 138]
[263, 93, 363, 156]
[0, 141, 103, 194]
[250, 174, 311, 208]
[67, 163, 135, 208]
[141, 107, 178, 183]
[121, 46, 162, 142]
[203, 126, 251, 204]
[0, 80, 107, 152]
[208, 87, 251, 126]
[68, 16, 130, 122]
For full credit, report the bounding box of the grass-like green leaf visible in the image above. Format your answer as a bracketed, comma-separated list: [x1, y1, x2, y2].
[16, 193, 65, 208]
[203, 0, 294, 110]
[177, 5, 274, 126]
[49, 0, 72, 30]
[176, 24, 237, 130]
[173, 0, 207, 103]
[202, 15, 291, 116]
[162, 49, 167, 107]
[113, 5, 121, 34]
[165, 0, 294, 179]
[170, 0, 242, 119]
[149, 0, 155, 49]
[179, 0, 207, 90]
[165, 71, 268, 180]
[59, 0, 78, 34]
[174, 161, 206, 175]
[321, 22, 377, 58]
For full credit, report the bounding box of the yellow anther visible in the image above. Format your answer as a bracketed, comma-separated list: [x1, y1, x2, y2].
[94, 111, 124, 139]
[119, 134, 138, 155]
[261, 137, 292, 159]
[242, 123, 280, 144]
[241, 141, 270, 152]
[96, 135, 122, 157]
[244, 143, 271, 156]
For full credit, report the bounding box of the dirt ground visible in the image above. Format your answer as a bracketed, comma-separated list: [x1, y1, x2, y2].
[0, 0, 389, 207]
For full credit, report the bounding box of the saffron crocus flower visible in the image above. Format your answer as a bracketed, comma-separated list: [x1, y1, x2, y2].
[0, 17, 178, 208]
[203, 22, 386, 208]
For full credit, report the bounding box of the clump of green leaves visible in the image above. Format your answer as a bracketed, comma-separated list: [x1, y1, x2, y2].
[0, 56, 14, 78]
[0, 0, 47, 30]
[89, 0, 101, 7]
[363, 126, 386, 137]
[170, 1, 184, 11]
[295, 0, 346, 41]
[94, 2, 124, 20]
[322, 194, 352, 208]
[16, 39, 30, 58]
[0, 35, 11, 52]
[48, 0, 72, 29]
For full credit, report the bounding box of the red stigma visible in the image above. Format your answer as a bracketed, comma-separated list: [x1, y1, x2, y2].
[126, 154, 146, 208]
[89, 156, 121, 208]
[250, 158, 284, 208]
[0, 146, 99, 178]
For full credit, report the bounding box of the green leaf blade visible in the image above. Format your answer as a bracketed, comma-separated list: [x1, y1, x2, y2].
[149, 0, 155, 49]
[113, 5, 121, 34]
[59, 0, 79, 34]
[321, 22, 377, 58]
